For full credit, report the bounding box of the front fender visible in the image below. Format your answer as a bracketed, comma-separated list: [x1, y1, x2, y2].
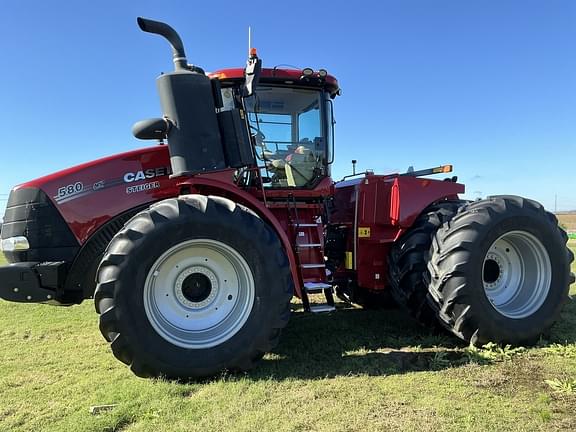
[178, 177, 302, 297]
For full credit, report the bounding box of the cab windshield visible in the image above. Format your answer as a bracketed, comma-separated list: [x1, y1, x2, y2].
[244, 86, 330, 188]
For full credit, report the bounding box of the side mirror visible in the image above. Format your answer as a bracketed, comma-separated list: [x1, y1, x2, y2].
[132, 118, 171, 140]
[243, 49, 262, 97]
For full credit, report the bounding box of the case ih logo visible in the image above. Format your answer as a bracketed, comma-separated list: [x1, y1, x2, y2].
[123, 167, 171, 183]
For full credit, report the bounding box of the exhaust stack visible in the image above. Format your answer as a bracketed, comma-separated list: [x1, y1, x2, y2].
[137, 17, 188, 71]
[137, 17, 225, 177]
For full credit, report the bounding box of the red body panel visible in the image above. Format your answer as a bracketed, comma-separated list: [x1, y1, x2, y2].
[15, 145, 312, 297]
[14, 142, 464, 298]
[331, 174, 464, 290]
[17, 145, 179, 243]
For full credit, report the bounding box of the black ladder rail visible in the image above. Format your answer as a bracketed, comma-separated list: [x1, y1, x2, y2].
[288, 200, 335, 312]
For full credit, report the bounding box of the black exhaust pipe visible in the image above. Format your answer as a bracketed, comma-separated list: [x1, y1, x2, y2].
[137, 17, 188, 71]
[136, 17, 225, 177]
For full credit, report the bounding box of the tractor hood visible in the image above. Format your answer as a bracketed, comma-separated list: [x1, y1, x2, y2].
[9, 145, 179, 244]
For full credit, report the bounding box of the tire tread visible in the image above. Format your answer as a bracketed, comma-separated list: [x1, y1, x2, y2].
[94, 195, 293, 379]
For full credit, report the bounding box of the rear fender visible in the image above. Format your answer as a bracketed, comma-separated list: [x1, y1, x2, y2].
[392, 176, 465, 229]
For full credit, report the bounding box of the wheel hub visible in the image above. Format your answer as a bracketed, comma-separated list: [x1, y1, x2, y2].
[483, 257, 502, 286]
[482, 230, 551, 319]
[181, 273, 211, 302]
[143, 239, 255, 349]
[176, 267, 218, 309]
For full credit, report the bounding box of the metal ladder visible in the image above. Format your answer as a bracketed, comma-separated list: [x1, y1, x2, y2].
[287, 199, 335, 313]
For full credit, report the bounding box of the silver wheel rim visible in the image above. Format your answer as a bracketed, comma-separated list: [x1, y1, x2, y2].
[144, 239, 255, 348]
[482, 230, 551, 319]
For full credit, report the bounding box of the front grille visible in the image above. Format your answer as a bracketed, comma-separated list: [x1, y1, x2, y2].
[1, 187, 79, 263]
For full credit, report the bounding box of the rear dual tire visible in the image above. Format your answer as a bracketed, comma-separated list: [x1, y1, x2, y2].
[390, 196, 573, 346]
[427, 195, 573, 345]
[94, 195, 293, 379]
[389, 200, 465, 322]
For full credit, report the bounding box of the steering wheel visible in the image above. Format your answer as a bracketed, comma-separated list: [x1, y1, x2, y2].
[249, 125, 266, 147]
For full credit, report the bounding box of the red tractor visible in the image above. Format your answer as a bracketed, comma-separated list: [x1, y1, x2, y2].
[1, 18, 574, 379]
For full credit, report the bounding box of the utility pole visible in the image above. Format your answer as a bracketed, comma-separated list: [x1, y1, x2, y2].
[555, 194, 558, 213]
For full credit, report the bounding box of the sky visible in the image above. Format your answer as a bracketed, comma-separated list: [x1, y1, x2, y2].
[0, 0, 575, 211]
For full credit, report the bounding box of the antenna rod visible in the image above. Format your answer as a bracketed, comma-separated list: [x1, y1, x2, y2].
[248, 26, 251, 55]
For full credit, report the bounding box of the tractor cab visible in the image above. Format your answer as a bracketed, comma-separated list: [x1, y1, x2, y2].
[213, 67, 339, 189]
[129, 17, 339, 194]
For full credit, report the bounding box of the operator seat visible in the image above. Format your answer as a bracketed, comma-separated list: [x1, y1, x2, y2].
[267, 141, 316, 187]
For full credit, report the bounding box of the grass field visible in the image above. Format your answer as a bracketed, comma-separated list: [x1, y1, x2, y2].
[0, 245, 575, 432]
[558, 214, 576, 234]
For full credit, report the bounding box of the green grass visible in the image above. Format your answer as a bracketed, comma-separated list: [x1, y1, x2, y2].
[0, 248, 575, 432]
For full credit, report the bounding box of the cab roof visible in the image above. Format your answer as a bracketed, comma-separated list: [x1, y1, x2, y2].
[210, 68, 340, 97]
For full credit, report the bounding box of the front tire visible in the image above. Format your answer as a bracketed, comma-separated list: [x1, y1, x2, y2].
[94, 195, 293, 379]
[427, 196, 573, 345]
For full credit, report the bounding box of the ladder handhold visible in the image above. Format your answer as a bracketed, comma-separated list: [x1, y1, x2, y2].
[301, 263, 325, 269]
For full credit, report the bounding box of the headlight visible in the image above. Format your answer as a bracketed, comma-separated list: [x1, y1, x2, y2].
[1, 236, 30, 252]
[302, 67, 314, 77]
